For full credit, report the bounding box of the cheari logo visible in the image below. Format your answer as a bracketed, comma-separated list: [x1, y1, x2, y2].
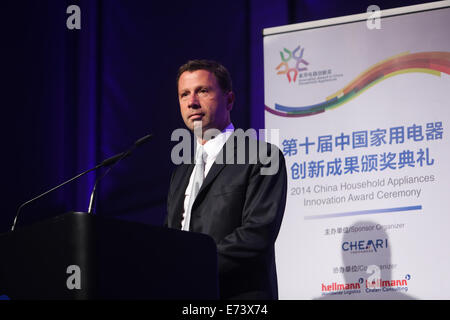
[275, 46, 309, 83]
[342, 239, 388, 253]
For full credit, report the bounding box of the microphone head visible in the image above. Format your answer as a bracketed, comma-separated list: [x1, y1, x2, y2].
[100, 152, 128, 167]
[134, 134, 153, 146]
[98, 134, 153, 168]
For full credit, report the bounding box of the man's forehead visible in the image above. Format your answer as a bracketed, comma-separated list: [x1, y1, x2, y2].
[178, 70, 217, 88]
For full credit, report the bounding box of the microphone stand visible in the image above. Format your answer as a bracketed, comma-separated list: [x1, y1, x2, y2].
[11, 166, 100, 231]
[87, 134, 152, 214]
[11, 134, 153, 232]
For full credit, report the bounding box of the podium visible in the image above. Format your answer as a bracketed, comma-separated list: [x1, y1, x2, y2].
[0, 212, 218, 300]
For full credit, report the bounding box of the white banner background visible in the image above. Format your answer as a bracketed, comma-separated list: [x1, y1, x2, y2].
[264, 2, 450, 299]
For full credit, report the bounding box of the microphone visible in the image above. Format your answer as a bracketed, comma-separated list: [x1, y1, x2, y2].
[11, 134, 153, 231]
[87, 133, 153, 214]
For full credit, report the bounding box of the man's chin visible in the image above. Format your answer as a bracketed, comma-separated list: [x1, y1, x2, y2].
[182, 119, 199, 131]
[192, 120, 205, 135]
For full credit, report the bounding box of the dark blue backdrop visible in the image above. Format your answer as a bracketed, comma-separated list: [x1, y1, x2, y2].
[0, 0, 436, 232]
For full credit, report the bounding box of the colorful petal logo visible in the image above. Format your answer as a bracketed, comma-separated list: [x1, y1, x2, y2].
[275, 46, 309, 83]
[266, 51, 450, 117]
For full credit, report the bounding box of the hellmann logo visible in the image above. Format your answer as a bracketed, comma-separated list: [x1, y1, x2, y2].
[321, 282, 362, 297]
[322, 282, 361, 292]
[366, 279, 408, 289]
[322, 276, 410, 296]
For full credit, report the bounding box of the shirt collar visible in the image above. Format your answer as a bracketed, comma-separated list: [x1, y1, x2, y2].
[196, 123, 234, 163]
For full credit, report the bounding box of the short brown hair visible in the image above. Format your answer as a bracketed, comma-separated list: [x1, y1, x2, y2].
[176, 59, 233, 93]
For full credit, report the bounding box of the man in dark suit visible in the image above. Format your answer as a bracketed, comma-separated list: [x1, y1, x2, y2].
[166, 60, 287, 299]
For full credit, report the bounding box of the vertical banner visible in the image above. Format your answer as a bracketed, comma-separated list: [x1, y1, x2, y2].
[264, 2, 450, 299]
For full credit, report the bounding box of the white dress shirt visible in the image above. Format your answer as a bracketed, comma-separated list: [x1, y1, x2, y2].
[180, 123, 235, 229]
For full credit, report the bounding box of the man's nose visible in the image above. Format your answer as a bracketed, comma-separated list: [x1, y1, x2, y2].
[188, 94, 201, 108]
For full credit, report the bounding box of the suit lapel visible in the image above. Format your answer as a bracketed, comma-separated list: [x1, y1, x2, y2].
[196, 131, 238, 199]
[171, 164, 194, 229]
[172, 131, 239, 223]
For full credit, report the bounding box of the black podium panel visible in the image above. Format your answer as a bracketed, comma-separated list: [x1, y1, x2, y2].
[0, 212, 218, 300]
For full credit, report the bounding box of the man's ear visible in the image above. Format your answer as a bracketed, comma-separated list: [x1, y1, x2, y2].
[226, 91, 235, 111]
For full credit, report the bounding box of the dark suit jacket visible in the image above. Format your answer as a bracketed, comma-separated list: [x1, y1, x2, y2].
[166, 133, 287, 299]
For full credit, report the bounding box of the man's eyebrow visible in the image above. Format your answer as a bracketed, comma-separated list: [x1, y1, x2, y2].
[179, 85, 211, 94]
[196, 85, 212, 90]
